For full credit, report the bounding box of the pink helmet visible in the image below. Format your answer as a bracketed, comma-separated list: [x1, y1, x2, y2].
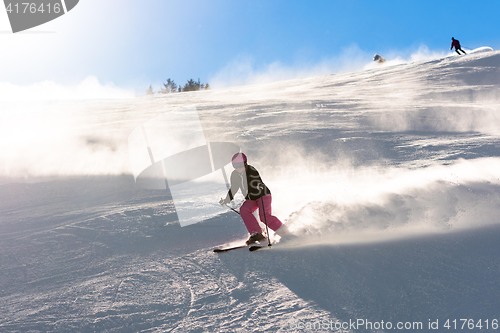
[231, 152, 247, 168]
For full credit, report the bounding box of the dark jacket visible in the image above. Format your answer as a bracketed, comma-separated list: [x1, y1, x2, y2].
[225, 164, 271, 201]
[451, 39, 461, 49]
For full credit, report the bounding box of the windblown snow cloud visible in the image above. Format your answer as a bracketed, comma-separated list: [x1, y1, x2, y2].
[273, 157, 500, 245]
[0, 77, 134, 177]
[0, 76, 134, 101]
[209, 44, 370, 88]
[210, 45, 457, 88]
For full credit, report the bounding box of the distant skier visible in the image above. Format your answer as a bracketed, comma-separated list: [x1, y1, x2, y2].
[220, 153, 288, 244]
[451, 37, 466, 55]
[373, 54, 385, 63]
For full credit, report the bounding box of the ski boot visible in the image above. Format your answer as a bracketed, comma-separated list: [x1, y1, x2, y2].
[246, 232, 267, 245]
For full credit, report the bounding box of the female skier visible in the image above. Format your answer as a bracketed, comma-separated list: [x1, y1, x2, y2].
[220, 152, 287, 245]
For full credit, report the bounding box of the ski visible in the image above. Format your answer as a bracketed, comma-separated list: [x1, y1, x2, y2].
[213, 245, 247, 253]
[249, 245, 271, 252]
[214, 240, 272, 253]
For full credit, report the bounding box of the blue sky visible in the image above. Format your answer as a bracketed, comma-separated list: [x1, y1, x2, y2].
[0, 0, 499, 91]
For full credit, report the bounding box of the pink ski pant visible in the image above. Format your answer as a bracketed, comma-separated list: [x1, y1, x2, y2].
[240, 195, 282, 234]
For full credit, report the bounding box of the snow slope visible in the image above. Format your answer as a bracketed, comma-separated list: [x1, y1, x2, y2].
[1, 50, 500, 332]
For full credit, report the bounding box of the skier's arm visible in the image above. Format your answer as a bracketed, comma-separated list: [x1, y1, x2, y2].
[220, 189, 234, 204]
[220, 171, 240, 204]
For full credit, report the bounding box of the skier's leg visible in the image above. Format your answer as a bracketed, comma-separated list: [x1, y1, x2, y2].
[239, 200, 262, 234]
[258, 195, 283, 231]
[455, 49, 461, 55]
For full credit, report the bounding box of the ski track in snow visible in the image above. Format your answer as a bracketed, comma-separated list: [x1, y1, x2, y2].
[0, 207, 334, 332]
[1, 50, 500, 332]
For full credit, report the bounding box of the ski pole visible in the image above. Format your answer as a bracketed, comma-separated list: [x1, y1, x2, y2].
[221, 169, 241, 215]
[260, 196, 272, 247]
[222, 202, 240, 215]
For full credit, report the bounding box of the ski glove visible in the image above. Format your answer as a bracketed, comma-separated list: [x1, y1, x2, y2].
[219, 197, 230, 205]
